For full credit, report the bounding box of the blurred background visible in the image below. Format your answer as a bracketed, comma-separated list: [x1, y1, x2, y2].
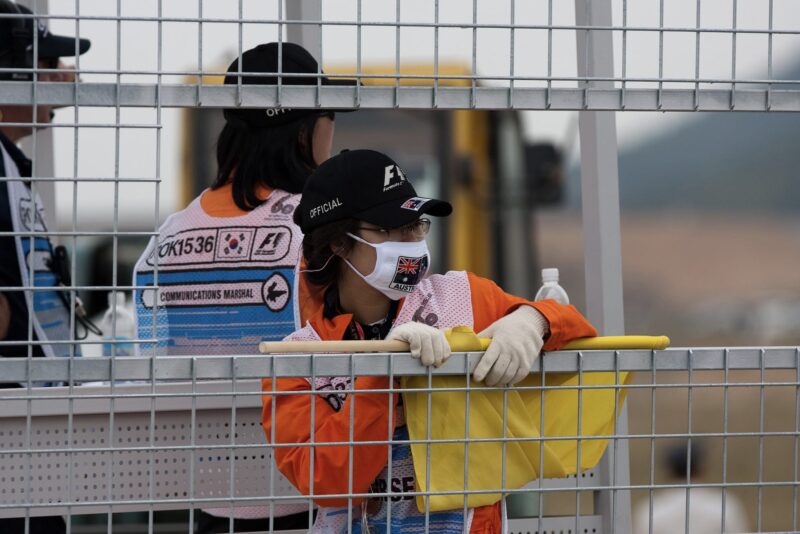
[24, 0, 800, 531]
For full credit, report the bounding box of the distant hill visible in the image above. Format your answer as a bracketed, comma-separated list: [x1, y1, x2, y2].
[567, 70, 800, 214]
[617, 112, 800, 213]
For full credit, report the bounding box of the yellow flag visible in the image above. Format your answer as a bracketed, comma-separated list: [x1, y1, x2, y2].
[401, 370, 632, 512]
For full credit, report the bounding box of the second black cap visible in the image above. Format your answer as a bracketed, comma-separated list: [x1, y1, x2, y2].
[223, 42, 357, 128]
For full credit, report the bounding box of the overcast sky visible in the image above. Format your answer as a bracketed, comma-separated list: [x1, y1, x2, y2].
[38, 0, 800, 228]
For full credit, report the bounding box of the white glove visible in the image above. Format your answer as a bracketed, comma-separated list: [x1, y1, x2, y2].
[472, 306, 548, 386]
[387, 321, 451, 367]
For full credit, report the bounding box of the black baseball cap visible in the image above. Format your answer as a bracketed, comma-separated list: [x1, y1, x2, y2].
[295, 149, 452, 233]
[0, 1, 91, 81]
[223, 42, 357, 128]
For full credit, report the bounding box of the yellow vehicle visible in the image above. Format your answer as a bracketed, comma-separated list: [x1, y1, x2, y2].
[179, 64, 563, 297]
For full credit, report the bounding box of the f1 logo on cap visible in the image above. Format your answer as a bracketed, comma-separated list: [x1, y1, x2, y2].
[383, 165, 407, 192]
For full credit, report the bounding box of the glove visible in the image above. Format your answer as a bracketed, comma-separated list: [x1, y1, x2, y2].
[472, 306, 549, 386]
[387, 321, 451, 367]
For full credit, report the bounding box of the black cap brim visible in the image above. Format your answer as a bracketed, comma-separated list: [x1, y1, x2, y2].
[38, 34, 91, 59]
[355, 196, 452, 229]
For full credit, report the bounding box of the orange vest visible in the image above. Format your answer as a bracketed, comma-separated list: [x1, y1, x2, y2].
[262, 271, 597, 532]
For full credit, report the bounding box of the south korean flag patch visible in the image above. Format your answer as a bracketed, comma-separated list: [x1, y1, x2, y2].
[400, 197, 430, 211]
[389, 255, 429, 293]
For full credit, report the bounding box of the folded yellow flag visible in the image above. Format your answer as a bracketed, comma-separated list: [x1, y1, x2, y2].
[401, 330, 662, 513]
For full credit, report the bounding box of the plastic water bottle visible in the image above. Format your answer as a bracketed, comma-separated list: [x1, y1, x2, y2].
[534, 267, 569, 305]
[101, 292, 135, 357]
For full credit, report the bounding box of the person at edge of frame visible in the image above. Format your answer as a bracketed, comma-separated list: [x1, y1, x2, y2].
[0, 1, 92, 533]
[262, 148, 599, 533]
[633, 442, 749, 534]
[130, 42, 358, 533]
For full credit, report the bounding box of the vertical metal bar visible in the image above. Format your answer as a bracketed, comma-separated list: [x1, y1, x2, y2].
[537, 357, 546, 532]
[694, 0, 702, 110]
[501, 382, 509, 532]
[108, 357, 116, 534]
[621, 0, 627, 109]
[188, 358, 197, 534]
[508, 0, 514, 110]
[648, 351, 657, 534]
[573, 1, 629, 532]
[424, 365, 433, 532]
[285, 0, 323, 109]
[575, 0, 631, 533]
[730, 0, 738, 109]
[611, 350, 623, 530]
[470, 0, 477, 108]
[347, 354, 355, 533]
[386, 354, 395, 533]
[793, 347, 800, 531]
[286, 0, 323, 62]
[433, 0, 440, 109]
[268, 356, 278, 531]
[573, 0, 625, 337]
[722, 348, 730, 532]
[237, 0, 244, 108]
[356, 0, 362, 108]
[546, 0, 553, 109]
[69, 0, 79, 381]
[767, 0, 774, 110]
[657, 0, 664, 109]
[111, 0, 121, 358]
[149, 1, 163, 531]
[196, 0, 203, 107]
[394, 0, 401, 108]
[757, 348, 765, 531]
[462, 353, 471, 531]
[228, 359, 238, 531]
[22, 3, 40, 528]
[575, 352, 585, 533]
[309, 353, 317, 527]
[685, 349, 694, 534]
[147, 357, 155, 534]
[108, 3, 121, 529]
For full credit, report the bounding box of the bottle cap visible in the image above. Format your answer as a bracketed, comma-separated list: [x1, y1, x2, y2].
[542, 268, 560, 283]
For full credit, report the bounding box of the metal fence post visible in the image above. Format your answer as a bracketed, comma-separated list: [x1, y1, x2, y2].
[285, 0, 322, 61]
[573, 0, 631, 532]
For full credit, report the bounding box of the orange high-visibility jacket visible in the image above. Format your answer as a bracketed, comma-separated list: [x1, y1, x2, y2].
[262, 272, 597, 533]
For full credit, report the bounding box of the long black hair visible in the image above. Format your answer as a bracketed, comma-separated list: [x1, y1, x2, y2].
[213, 114, 320, 211]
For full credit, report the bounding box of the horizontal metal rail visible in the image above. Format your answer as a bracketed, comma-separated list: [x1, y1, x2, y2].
[0, 347, 796, 383]
[2, 83, 800, 112]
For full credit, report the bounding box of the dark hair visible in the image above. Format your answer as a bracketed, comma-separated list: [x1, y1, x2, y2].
[213, 113, 320, 211]
[302, 218, 360, 288]
[666, 442, 704, 480]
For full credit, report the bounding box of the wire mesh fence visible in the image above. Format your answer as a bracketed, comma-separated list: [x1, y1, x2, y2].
[1, 0, 800, 112]
[1, 1, 799, 533]
[1, 349, 799, 532]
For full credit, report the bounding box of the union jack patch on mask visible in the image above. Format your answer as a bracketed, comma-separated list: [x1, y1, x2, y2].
[389, 255, 428, 292]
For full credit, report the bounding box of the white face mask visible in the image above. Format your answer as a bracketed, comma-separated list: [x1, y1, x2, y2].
[343, 233, 431, 300]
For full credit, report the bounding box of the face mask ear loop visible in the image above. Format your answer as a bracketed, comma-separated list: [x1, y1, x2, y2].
[346, 232, 376, 248]
[341, 256, 372, 282]
[299, 252, 337, 274]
